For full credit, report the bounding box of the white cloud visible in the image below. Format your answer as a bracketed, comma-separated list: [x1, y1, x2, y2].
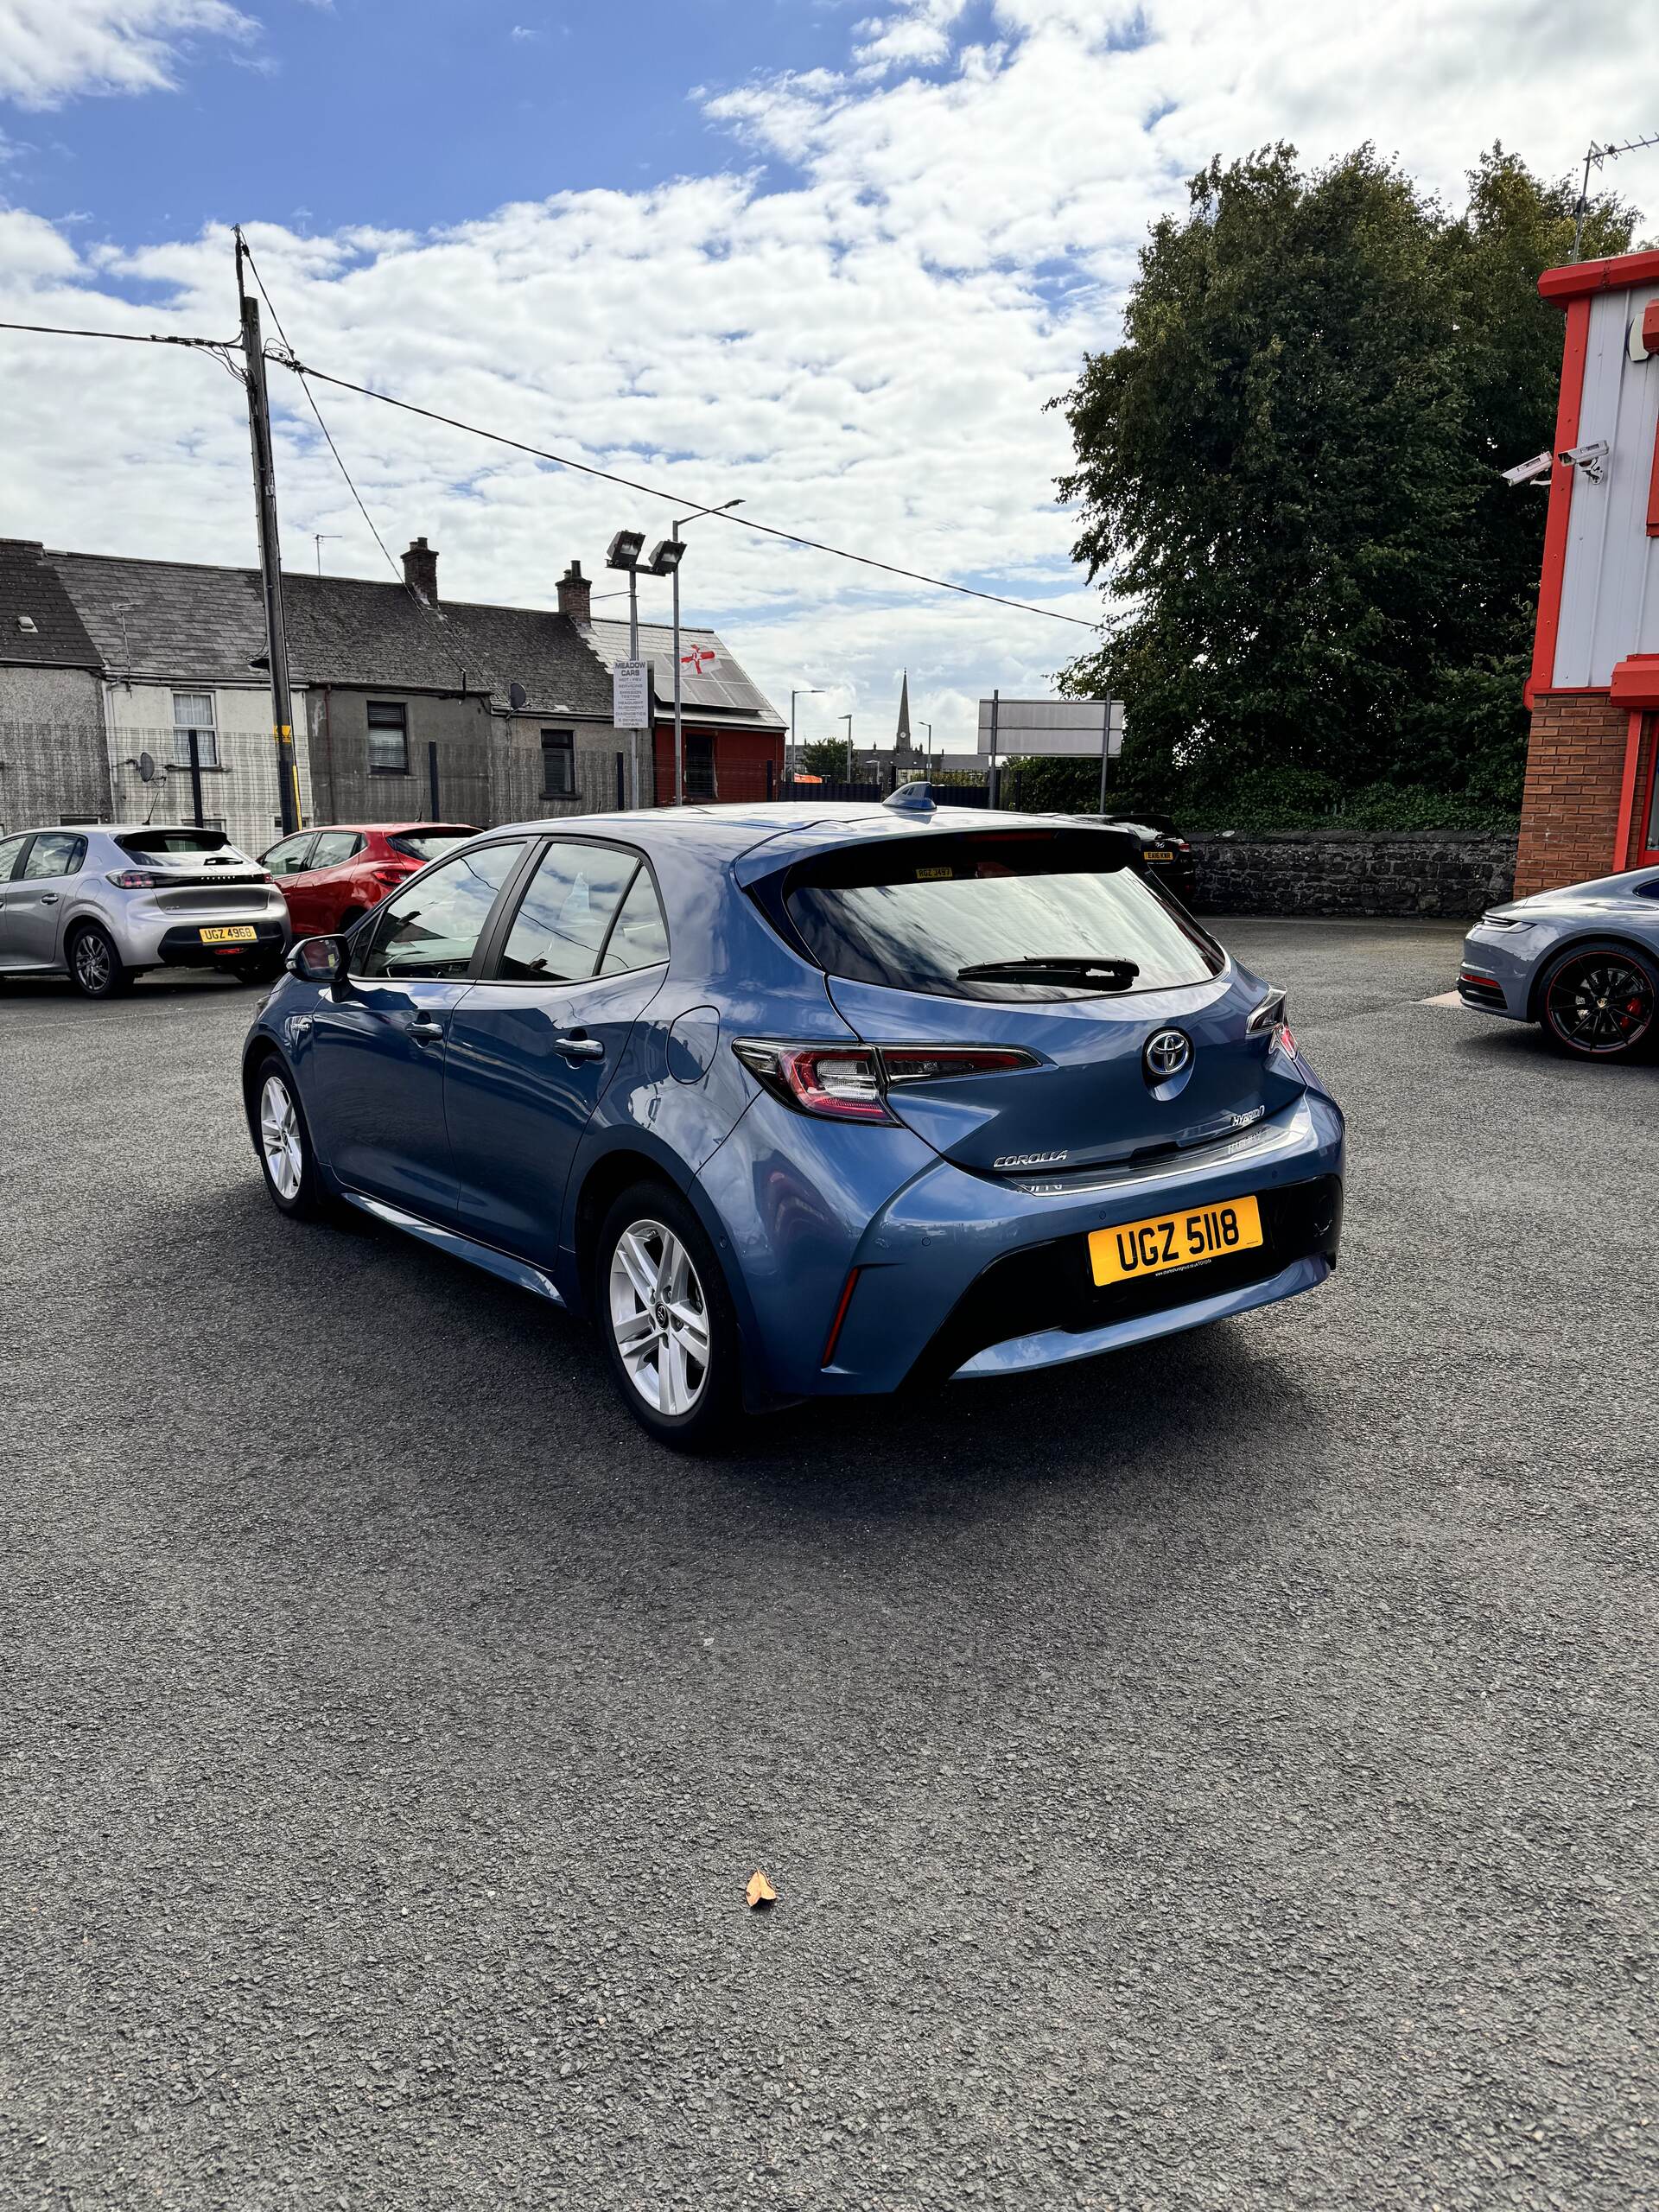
[0, 0, 255, 108]
[2, 0, 1655, 748]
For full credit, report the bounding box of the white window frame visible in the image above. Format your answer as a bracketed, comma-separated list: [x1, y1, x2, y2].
[170, 691, 219, 770]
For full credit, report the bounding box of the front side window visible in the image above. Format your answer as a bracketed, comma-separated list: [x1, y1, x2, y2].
[309, 830, 364, 868]
[357, 840, 524, 980]
[22, 833, 86, 880]
[171, 691, 219, 769]
[263, 833, 316, 876]
[540, 728, 575, 799]
[367, 702, 409, 774]
[780, 830, 1224, 1002]
[497, 842, 640, 982]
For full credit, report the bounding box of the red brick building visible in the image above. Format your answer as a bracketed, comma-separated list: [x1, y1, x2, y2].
[1518, 247, 1659, 894]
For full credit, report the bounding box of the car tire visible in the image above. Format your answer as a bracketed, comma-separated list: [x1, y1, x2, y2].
[596, 1180, 741, 1451]
[67, 922, 133, 1000]
[1538, 943, 1658, 1062]
[252, 1055, 331, 1219]
[232, 952, 284, 985]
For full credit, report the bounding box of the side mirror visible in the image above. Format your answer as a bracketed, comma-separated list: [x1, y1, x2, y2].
[286, 933, 348, 985]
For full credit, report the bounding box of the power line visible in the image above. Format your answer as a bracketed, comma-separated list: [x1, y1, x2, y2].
[0, 315, 234, 356]
[0, 307, 1109, 634]
[268, 351, 1103, 631]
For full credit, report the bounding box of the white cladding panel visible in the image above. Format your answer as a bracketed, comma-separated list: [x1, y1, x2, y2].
[976, 696, 1123, 756]
[1552, 283, 1659, 687]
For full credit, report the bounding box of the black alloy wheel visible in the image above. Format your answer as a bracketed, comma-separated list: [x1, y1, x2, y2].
[67, 923, 132, 1000]
[1539, 944, 1657, 1061]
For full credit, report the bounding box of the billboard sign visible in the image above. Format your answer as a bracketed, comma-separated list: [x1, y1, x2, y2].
[613, 659, 651, 729]
[976, 696, 1123, 758]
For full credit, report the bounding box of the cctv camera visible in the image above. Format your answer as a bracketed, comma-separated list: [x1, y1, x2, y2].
[1557, 440, 1609, 480]
[1500, 450, 1553, 487]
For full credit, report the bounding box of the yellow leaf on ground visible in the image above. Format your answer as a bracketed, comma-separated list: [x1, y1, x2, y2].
[746, 1869, 778, 1910]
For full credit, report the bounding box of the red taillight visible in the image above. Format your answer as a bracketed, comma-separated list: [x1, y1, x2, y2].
[106, 870, 166, 888]
[372, 864, 411, 887]
[732, 1039, 1038, 1122]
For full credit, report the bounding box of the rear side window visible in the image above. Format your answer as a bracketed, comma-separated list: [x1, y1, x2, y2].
[0, 833, 27, 881]
[309, 831, 364, 868]
[779, 830, 1223, 1001]
[22, 833, 86, 879]
[496, 842, 640, 982]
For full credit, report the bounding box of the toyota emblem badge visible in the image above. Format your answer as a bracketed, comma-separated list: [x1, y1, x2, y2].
[1143, 1027, 1192, 1083]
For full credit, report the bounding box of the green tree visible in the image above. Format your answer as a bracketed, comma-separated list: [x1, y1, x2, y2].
[1054, 144, 1636, 818]
[797, 737, 852, 779]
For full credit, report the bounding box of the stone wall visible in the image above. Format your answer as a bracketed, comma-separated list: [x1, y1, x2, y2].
[1190, 830, 1518, 918]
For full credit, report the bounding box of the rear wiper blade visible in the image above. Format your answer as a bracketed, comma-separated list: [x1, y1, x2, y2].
[956, 956, 1141, 988]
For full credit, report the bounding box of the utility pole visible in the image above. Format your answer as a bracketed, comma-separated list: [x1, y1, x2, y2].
[236, 229, 301, 835]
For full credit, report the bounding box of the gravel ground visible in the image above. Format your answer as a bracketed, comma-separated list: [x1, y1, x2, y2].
[1, 917, 1654, 2212]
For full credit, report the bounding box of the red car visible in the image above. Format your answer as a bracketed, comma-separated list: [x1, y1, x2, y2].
[259, 822, 481, 938]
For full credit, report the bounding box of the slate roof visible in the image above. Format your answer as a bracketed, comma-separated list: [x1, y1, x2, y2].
[48, 550, 268, 686]
[16, 545, 613, 716]
[580, 616, 784, 732]
[4, 541, 779, 730]
[283, 573, 614, 716]
[0, 540, 101, 670]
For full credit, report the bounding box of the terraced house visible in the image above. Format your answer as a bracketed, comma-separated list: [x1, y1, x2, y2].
[0, 536, 784, 850]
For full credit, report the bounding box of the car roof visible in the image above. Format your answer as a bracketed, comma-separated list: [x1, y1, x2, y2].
[484, 801, 1125, 881]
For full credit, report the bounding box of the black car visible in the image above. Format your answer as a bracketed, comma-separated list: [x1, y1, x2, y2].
[1073, 814, 1198, 903]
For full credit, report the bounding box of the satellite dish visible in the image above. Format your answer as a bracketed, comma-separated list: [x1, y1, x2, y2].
[137, 751, 157, 784]
[508, 681, 528, 711]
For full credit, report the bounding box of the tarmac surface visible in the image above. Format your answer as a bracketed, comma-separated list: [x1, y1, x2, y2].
[3, 917, 1655, 2210]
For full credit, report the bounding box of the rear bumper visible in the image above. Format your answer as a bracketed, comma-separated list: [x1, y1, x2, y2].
[155, 918, 288, 967]
[699, 1086, 1345, 1400]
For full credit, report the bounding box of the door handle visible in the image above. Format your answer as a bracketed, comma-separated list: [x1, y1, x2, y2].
[39, 893, 60, 905]
[552, 1033, 604, 1061]
[408, 1017, 445, 1042]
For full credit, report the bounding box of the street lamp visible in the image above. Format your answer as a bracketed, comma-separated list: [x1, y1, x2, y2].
[653, 499, 743, 804]
[790, 688, 823, 776]
[920, 719, 933, 760]
[839, 711, 854, 785]
[606, 529, 649, 804]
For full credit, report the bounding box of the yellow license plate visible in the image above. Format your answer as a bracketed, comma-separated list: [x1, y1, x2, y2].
[1090, 1194, 1263, 1287]
[199, 925, 257, 944]
[1144, 849, 1173, 861]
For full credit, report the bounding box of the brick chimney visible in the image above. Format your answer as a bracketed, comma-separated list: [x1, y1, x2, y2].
[556, 559, 591, 622]
[402, 537, 438, 601]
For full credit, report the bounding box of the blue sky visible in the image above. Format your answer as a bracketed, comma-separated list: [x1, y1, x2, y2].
[13, 3, 888, 240]
[3, 0, 1655, 749]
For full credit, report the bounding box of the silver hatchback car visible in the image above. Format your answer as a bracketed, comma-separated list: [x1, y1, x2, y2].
[0, 823, 290, 998]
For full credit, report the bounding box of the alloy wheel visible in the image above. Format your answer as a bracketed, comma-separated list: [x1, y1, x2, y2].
[607, 1218, 711, 1417]
[259, 1074, 303, 1201]
[74, 932, 111, 993]
[1544, 954, 1655, 1054]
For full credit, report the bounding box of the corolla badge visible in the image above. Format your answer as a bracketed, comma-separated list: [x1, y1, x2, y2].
[1143, 1028, 1192, 1082]
[995, 1148, 1069, 1170]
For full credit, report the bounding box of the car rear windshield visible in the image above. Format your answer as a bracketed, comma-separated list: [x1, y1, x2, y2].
[779, 829, 1223, 1001]
[117, 829, 236, 859]
[388, 829, 480, 861]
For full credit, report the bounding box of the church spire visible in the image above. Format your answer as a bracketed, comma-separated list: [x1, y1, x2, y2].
[894, 669, 912, 753]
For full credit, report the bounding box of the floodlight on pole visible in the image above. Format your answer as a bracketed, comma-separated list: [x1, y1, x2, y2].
[668, 498, 743, 804]
[606, 528, 652, 805]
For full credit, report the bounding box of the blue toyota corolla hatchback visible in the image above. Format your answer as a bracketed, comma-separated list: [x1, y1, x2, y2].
[243, 793, 1344, 1446]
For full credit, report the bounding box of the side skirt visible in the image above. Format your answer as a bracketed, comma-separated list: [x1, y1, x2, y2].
[341, 1191, 565, 1308]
